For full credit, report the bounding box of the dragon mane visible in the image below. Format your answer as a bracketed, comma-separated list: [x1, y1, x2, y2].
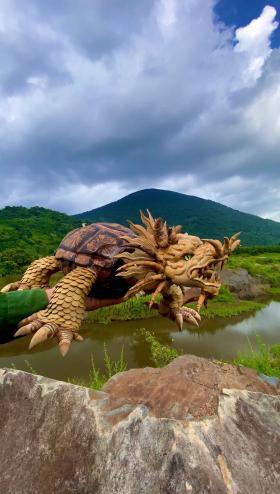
[115, 210, 186, 307]
[116, 210, 240, 308]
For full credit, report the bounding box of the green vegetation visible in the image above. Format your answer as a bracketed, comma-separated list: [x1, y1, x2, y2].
[68, 344, 127, 389]
[86, 295, 158, 324]
[75, 188, 280, 245]
[198, 300, 265, 318]
[13, 345, 126, 389]
[0, 273, 19, 290]
[234, 336, 280, 379]
[15, 333, 280, 390]
[10, 360, 38, 375]
[140, 331, 280, 378]
[0, 206, 78, 276]
[229, 252, 280, 287]
[86, 286, 264, 325]
[24, 360, 38, 375]
[196, 286, 265, 318]
[235, 245, 280, 255]
[140, 328, 181, 367]
[0, 194, 279, 281]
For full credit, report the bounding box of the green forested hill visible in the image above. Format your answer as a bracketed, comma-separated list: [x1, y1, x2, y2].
[75, 189, 280, 246]
[0, 189, 279, 276]
[0, 207, 79, 276]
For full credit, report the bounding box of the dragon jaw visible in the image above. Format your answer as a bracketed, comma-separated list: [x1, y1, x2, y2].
[164, 249, 226, 295]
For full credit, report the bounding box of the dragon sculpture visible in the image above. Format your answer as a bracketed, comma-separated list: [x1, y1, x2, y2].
[1, 211, 240, 356]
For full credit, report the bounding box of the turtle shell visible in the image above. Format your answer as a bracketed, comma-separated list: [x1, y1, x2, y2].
[55, 222, 136, 270]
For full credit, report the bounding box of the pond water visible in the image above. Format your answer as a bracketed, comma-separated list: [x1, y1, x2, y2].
[0, 299, 279, 383]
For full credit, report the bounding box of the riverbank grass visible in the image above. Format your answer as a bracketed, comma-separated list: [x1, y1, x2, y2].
[139, 328, 181, 367]
[85, 286, 264, 324]
[229, 252, 280, 287]
[234, 336, 280, 379]
[20, 333, 280, 389]
[68, 344, 127, 389]
[86, 295, 158, 324]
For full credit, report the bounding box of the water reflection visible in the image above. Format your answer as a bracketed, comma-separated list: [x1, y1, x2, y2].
[225, 301, 280, 336]
[0, 301, 279, 382]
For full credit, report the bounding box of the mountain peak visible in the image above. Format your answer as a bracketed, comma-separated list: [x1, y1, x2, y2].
[74, 188, 280, 245]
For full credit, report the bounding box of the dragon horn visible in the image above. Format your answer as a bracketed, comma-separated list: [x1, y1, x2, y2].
[229, 232, 241, 252]
[146, 210, 156, 227]
[203, 239, 224, 257]
[231, 232, 241, 241]
[168, 225, 182, 244]
[154, 218, 169, 248]
[223, 236, 230, 252]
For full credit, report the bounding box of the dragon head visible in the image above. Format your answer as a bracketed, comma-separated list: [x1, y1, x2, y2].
[116, 211, 240, 310]
[163, 231, 240, 293]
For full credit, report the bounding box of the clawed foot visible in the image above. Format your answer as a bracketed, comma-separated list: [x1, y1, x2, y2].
[1, 281, 21, 293]
[14, 314, 83, 356]
[171, 307, 201, 331]
[157, 302, 201, 331]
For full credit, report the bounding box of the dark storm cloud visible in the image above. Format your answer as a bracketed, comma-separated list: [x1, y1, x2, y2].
[0, 0, 279, 219]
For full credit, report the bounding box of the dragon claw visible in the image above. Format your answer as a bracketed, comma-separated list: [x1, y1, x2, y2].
[58, 341, 71, 357]
[16, 313, 82, 355]
[73, 333, 84, 342]
[0, 281, 21, 293]
[58, 329, 74, 357]
[181, 307, 201, 328]
[14, 319, 43, 337]
[29, 325, 55, 349]
[17, 313, 39, 328]
[58, 330, 84, 356]
[170, 306, 201, 329]
[175, 312, 184, 331]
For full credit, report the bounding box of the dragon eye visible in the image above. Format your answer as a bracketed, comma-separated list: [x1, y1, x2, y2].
[184, 254, 193, 261]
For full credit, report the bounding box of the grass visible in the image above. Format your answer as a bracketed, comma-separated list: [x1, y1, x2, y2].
[190, 285, 265, 319]
[139, 328, 181, 367]
[9, 360, 38, 375]
[13, 332, 280, 389]
[234, 336, 280, 379]
[229, 252, 280, 287]
[12, 344, 127, 390]
[86, 286, 264, 325]
[68, 344, 127, 389]
[140, 330, 280, 379]
[197, 300, 265, 319]
[0, 273, 19, 290]
[86, 295, 158, 324]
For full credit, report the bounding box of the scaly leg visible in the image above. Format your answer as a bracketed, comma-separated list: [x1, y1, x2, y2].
[158, 284, 201, 330]
[15, 266, 97, 356]
[1, 256, 60, 292]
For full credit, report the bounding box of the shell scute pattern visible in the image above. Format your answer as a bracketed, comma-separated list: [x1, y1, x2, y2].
[55, 223, 136, 270]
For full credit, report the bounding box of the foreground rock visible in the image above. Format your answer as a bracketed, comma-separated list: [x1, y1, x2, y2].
[0, 356, 279, 494]
[221, 268, 269, 299]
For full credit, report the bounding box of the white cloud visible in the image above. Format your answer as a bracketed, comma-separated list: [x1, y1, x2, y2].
[235, 5, 278, 83]
[0, 1, 279, 221]
[157, 0, 177, 30]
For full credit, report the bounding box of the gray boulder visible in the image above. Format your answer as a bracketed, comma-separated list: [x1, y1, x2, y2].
[221, 268, 269, 299]
[0, 355, 279, 494]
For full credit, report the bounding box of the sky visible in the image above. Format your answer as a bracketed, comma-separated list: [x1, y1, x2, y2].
[0, 0, 280, 220]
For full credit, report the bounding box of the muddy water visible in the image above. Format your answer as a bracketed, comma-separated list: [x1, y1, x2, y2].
[0, 300, 279, 383]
